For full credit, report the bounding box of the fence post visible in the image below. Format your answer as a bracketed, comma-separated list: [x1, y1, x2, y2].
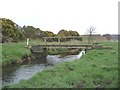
[26, 38, 29, 46]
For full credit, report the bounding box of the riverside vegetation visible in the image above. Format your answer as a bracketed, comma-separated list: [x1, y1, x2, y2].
[2, 39, 85, 66]
[3, 41, 118, 88]
[2, 41, 30, 66]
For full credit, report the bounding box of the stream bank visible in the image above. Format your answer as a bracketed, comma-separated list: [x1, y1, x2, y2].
[2, 51, 85, 87]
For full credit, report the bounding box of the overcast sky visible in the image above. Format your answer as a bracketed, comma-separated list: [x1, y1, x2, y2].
[0, 0, 119, 35]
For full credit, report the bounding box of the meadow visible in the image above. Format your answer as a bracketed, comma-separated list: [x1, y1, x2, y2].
[3, 41, 118, 88]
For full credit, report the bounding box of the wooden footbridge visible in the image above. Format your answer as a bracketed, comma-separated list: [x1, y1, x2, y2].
[25, 36, 112, 58]
[28, 36, 94, 58]
[27, 36, 93, 58]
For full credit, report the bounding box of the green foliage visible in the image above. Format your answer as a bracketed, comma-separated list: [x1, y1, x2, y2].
[43, 31, 54, 37]
[1, 18, 81, 43]
[57, 29, 79, 37]
[23, 26, 55, 40]
[23, 26, 40, 39]
[1, 18, 24, 42]
[57, 29, 81, 42]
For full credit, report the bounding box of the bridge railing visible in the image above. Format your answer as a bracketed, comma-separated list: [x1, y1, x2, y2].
[42, 36, 83, 45]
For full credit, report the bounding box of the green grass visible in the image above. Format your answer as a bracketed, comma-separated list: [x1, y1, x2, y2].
[4, 41, 118, 88]
[2, 42, 31, 66]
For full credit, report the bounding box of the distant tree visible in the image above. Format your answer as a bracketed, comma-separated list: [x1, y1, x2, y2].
[57, 29, 80, 41]
[42, 31, 55, 42]
[57, 29, 68, 37]
[23, 26, 55, 39]
[35, 28, 43, 38]
[23, 26, 35, 38]
[23, 26, 43, 39]
[69, 30, 79, 36]
[57, 29, 79, 37]
[43, 31, 55, 37]
[87, 26, 96, 44]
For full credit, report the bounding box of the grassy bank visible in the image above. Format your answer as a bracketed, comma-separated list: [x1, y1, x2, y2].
[2, 39, 44, 66]
[2, 42, 31, 66]
[4, 41, 118, 88]
[1, 42, 57, 66]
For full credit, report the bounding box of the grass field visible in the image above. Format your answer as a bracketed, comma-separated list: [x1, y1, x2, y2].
[3, 41, 118, 88]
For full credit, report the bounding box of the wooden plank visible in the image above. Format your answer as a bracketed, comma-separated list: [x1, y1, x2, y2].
[32, 44, 93, 49]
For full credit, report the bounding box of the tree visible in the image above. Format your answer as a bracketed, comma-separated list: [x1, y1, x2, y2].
[69, 30, 79, 36]
[23, 26, 36, 38]
[57, 29, 80, 37]
[43, 31, 55, 37]
[87, 26, 96, 44]
[1, 18, 24, 42]
[57, 29, 81, 41]
[23, 26, 43, 39]
[57, 29, 68, 37]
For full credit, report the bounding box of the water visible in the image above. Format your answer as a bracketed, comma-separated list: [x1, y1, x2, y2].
[47, 50, 85, 65]
[2, 64, 45, 85]
[1, 51, 85, 86]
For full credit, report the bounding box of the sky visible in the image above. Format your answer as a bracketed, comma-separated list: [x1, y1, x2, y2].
[0, 0, 119, 35]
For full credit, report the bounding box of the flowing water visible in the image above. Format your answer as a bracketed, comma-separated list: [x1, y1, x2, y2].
[1, 51, 85, 86]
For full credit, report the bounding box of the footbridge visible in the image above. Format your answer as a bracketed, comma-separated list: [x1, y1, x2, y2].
[28, 36, 94, 58]
[30, 36, 93, 50]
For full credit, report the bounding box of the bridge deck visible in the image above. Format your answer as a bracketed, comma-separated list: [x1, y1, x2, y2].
[32, 44, 93, 49]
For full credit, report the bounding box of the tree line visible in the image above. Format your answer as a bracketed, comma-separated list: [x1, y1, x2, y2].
[0, 18, 80, 43]
[1, 18, 114, 43]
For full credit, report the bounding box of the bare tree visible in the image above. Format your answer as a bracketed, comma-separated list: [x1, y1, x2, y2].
[87, 26, 96, 44]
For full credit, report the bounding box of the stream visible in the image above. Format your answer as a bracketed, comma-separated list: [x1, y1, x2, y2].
[1, 51, 85, 86]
